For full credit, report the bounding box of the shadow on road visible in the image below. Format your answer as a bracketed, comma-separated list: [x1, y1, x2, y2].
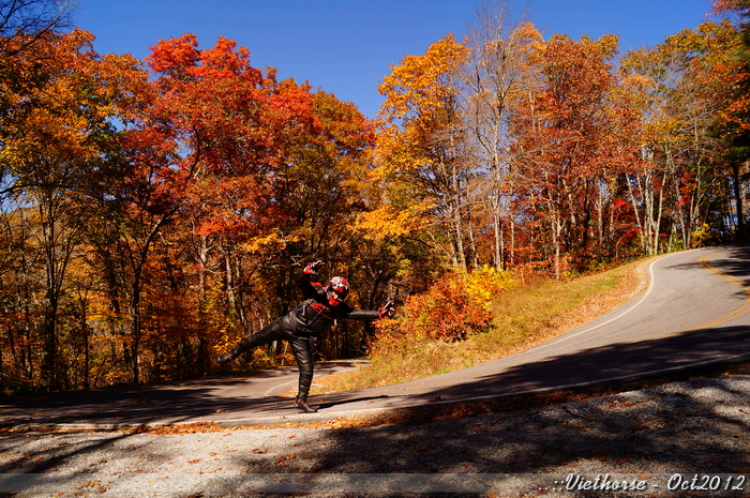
[3, 272, 750, 491]
[0, 374, 293, 428]
[299, 322, 750, 477]
[303, 373, 750, 477]
[4, 324, 750, 431]
[384, 323, 750, 408]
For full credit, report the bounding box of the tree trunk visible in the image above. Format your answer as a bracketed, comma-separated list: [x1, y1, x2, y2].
[732, 161, 745, 239]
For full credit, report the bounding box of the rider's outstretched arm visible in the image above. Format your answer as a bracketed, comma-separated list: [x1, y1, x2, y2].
[344, 301, 395, 321]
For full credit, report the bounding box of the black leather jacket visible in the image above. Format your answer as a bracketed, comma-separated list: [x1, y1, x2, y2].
[283, 268, 380, 335]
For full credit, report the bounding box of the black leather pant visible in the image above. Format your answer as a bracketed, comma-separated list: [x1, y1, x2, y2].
[234, 315, 314, 400]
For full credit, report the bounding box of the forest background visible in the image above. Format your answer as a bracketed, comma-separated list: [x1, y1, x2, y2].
[2, 0, 750, 395]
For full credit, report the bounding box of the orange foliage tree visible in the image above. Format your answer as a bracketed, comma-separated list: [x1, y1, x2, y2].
[0, 28, 145, 390]
[84, 34, 381, 382]
[707, 0, 750, 238]
[620, 21, 740, 254]
[85, 34, 373, 383]
[512, 34, 636, 276]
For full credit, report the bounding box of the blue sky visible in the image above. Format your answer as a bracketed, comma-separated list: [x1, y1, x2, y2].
[73, 0, 715, 119]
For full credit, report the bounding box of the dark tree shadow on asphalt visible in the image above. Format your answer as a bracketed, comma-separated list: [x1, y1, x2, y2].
[0, 380, 293, 428]
[5, 325, 750, 497]
[0, 363, 366, 428]
[288, 323, 750, 495]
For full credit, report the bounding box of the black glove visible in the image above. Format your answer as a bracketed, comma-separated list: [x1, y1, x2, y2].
[305, 260, 324, 273]
[379, 301, 395, 319]
[310, 335, 320, 355]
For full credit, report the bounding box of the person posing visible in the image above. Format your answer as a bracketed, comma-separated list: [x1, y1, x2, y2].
[217, 260, 395, 413]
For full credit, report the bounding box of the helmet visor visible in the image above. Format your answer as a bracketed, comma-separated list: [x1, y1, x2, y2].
[329, 289, 346, 303]
[327, 277, 349, 305]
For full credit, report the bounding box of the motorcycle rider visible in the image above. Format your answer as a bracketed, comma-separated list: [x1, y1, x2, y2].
[217, 260, 395, 413]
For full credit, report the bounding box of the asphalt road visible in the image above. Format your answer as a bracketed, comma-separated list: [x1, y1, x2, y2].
[3, 245, 750, 431]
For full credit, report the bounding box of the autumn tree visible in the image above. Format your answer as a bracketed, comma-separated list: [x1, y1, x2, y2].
[619, 44, 684, 255]
[87, 34, 282, 383]
[79, 34, 383, 382]
[0, 29, 144, 390]
[0, 0, 74, 157]
[374, 34, 473, 270]
[620, 22, 736, 254]
[0, 209, 36, 392]
[705, 0, 750, 237]
[512, 34, 630, 275]
[462, 0, 543, 269]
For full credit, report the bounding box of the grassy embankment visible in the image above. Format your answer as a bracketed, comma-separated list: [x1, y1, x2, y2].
[310, 257, 653, 395]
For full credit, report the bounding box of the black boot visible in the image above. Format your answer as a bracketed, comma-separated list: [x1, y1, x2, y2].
[294, 396, 318, 413]
[217, 349, 241, 363]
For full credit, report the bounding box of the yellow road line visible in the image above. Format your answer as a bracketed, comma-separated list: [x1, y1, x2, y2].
[691, 249, 750, 331]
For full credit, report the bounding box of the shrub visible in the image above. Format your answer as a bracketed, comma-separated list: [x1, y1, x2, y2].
[374, 265, 517, 346]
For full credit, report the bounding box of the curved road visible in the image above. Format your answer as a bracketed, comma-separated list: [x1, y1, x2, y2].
[3, 245, 750, 430]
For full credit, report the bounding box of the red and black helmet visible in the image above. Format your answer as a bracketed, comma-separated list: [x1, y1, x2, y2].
[327, 276, 349, 306]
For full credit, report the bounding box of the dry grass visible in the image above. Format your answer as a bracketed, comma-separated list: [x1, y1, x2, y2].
[310, 257, 654, 395]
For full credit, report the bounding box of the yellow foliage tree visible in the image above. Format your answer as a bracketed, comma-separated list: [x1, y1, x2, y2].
[369, 34, 473, 270]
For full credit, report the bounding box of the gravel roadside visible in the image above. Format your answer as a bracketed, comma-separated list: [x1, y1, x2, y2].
[2, 366, 750, 498]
